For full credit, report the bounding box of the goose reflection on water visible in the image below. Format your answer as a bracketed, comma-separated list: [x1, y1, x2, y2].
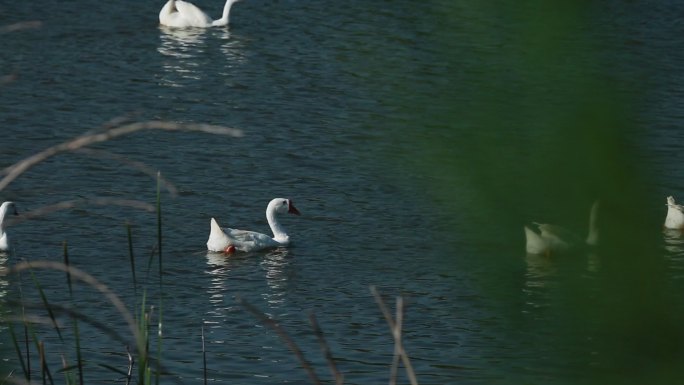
[0, 253, 9, 301]
[204, 247, 293, 319]
[157, 26, 247, 88]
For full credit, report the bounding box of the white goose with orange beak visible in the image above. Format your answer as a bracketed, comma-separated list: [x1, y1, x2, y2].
[207, 198, 301, 253]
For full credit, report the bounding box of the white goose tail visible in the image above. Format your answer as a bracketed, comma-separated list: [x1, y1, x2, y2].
[207, 218, 233, 252]
[524, 225, 548, 255]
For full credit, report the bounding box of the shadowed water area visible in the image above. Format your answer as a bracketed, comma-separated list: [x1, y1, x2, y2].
[2, 1, 684, 384]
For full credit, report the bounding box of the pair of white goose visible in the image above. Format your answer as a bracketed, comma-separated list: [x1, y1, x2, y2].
[524, 201, 600, 256]
[159, 0, 240, 28]
[526, 196, 684, 255]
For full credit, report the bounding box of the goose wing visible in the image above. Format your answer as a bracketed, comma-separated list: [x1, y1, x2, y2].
[533, 223, 583, 249]
[175, 0, 212, 26]
[224, 228, 278, 251]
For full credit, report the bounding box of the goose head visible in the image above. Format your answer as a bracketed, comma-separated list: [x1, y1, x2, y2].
[268, 198, 300, 216]
[0, 201, 18, 220]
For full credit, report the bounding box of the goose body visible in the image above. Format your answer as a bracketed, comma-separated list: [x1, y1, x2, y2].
[0, 201, 18, 252]
[159, 0, 240, 28]
[664, 196, 684, 230]
[207, 198, 300, 253]
[524, 201, 599, 256]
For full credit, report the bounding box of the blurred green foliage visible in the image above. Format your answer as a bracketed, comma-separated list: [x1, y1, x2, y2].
[384, 0, 684, 383]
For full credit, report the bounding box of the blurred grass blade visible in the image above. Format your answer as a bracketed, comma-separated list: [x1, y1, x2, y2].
[237, 296, 322, 385]
[202, 326, 207, 385]
[63, 241, 73, 296]
[126, 222, 137, 292]
[29, 269, 63, 341]
[309, 313, 344, 385]
[8, 324, 29, 381]
[73, 319, 84, 385]
[38, 340, 55, 385]
[98, 363, 131, 377]
[156, 171, 163, 286]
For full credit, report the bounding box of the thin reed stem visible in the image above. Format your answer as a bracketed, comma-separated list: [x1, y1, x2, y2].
[75, 148, 179, 197]
[9, 198, 155, 226]
[8, 325, 29, 381]
[237, 296, 322, 385]
[126, 346, 134, 385]
[38, 340, 55, 385]
[5, 261, 143, 356]
[72, 320, 84, 385]
[155, 171, 163, 385]
[61, 355, 75, 385]
[308, 313, 344, 385]
[29, 270, 63, 341]
[5, 302, 130, 347]
[389, 297, 403, 385]
[63, 241, 73, 297]
[156, 172, 163, 286]
[126, 222, 137, 293]
[370, 286, 418, 385]
[202, 326, 208, 385]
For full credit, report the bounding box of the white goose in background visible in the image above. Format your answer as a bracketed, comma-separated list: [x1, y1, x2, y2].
[207, 198, 301, 253]
[524, 201, 599, 256]
[0, 201, 19, 252]
[159, 0, 240, 28]
[664, 196, 684, 230]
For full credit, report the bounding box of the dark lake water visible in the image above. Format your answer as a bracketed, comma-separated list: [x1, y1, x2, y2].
[2, 1, 684, 384]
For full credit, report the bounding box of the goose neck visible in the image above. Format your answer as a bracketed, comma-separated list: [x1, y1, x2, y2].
[0, 204, 10, 232]
[266, 207, 288, 242]
[585, 201, 599, 246]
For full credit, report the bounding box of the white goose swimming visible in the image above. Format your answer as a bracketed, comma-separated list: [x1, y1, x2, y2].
[0, 201, 18, 252]
[524, 201, 599, 256]
[159, 0, 240, 28]
[664, 196, 684, 230]
[207, 198, 301, 253]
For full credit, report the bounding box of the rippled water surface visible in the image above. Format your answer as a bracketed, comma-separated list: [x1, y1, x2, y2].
[2, 1, 684, 384]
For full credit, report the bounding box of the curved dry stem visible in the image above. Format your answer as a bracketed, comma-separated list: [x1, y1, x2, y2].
[75, 148, 179, 197]
[5, 301, 130, 347]
[8, 198, 156, 225]
[370, 286, 418, 385]
[4, 261, 142, 354]
[237, 296, 322, 385]
[309, 313, 344, 385]
[0, 21, 42, 33]
[0, 120, 244, 192]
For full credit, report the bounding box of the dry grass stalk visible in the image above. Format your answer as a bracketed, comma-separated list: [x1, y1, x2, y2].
[4, 303, 129, 346]
[3, 261, 142, 353]
[0, 120, 244, 192]
[237, 296, 322, 385]
[0, 21, 42, 34]
[9, 198, 156, 225]
[370, 286, 419, 385]
[126, 346, 134, 385]
[75, 148, 179, 197]
[308, 313, 344, 385]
